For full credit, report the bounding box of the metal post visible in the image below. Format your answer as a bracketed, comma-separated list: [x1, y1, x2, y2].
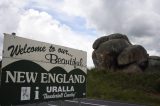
[11, 32, 16, 36]
[78, 98, 81, 106]
[36, 103, 38, 106]
[59, 100, 62, 106]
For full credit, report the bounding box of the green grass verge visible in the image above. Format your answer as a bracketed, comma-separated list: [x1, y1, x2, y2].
[86, 68, 160, 106]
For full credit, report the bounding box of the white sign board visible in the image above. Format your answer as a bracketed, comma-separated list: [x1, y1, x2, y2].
[0, 34, 87, 105]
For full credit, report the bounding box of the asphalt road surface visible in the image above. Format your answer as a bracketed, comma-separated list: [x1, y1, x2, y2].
[17, 98, 146, 106]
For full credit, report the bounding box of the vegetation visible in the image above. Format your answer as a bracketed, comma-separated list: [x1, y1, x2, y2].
[86, 68, 160, 106]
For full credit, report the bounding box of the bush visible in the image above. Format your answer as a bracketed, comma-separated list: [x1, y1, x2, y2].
[87, 68, 160, 106]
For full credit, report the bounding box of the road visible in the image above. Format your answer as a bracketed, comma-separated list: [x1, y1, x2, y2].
[18, 98, 146, 106]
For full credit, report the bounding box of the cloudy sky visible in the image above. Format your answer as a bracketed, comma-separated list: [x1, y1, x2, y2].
[0, 0, 160, 67]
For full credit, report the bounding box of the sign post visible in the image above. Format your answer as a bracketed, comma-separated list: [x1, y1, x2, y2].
[0, 34, 87, 105]
[78, 98, 81, 106]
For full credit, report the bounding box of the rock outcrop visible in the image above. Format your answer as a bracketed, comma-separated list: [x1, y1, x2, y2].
[93, 39, 130, 70]
[93, 33, 131, 49]
[92, 33, 150, 72]
[118, 45, 148, 70]
[146, 56, 160, 72]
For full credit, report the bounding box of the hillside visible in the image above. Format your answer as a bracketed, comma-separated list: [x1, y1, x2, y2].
[87, 69, 160, 106]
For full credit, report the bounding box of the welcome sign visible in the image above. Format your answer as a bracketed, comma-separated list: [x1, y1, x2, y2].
[0, 34, 87, 105]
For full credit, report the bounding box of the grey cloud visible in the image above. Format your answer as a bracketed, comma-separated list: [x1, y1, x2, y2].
[0, 0, 24, 58]
[80, 0, 160, 56]
[126, 17, 154, 37]
[0, 1, 21, 32]
[84, 0, 160, 37]
[0, 0, 159, 59]
[131, 35, 160, 56]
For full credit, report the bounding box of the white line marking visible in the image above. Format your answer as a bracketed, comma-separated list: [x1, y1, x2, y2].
[83, 98, 145, 106]
[48, 104, 57, 106]
[81, 102, 108, 106]
[65, 100, 108, 106]
[65, 100, 78, 103]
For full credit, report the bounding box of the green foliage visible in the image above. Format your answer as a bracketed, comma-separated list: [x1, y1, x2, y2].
[87, 69, 160, 106]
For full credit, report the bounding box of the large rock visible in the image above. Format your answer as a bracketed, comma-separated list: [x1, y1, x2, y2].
[92, 33, 131, 49]
[118, 45, 148, 70]
[121, 64, 143, 73]
[107, 33, 131, 44]
[92, 50, 99, 68]
[93, 36, 109, 49]
[93, 39, 131, 70]
[92, 33, 150, 72]
[96, 39, 130, 54]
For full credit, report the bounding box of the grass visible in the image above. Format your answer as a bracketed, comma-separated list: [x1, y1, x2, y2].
[86, 68, 160, 106]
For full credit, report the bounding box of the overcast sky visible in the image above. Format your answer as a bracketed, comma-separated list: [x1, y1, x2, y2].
[0, 0, 160, 67]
